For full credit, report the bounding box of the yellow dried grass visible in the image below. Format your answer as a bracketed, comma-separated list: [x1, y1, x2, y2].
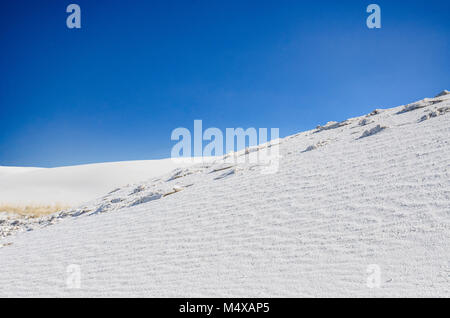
[0, 204, 69, 217]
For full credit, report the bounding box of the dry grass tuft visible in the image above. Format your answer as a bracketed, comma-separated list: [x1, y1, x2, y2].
[0, 204, 69, 218]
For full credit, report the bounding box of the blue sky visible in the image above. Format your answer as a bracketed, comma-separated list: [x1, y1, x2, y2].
[0, 0, 449, 167]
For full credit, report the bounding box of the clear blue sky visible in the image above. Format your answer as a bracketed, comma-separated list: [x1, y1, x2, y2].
[0, 0, 449, 167]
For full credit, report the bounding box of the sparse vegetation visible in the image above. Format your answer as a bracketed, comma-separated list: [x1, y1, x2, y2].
[0, 204, 69, 218]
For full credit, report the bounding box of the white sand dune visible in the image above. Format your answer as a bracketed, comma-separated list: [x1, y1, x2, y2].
[0, 166, 43, 178]
[0, 91, 449, 297]
[0, 159, 193, 206]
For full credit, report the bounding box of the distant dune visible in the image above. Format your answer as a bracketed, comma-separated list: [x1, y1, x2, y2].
[0, 159, 192, 207]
